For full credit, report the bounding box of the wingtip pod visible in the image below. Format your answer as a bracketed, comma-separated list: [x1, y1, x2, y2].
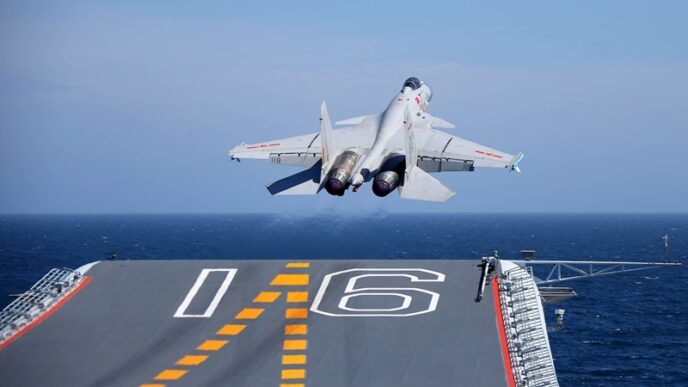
[228, 142, 247, 160]
[509, 152, 524, 173]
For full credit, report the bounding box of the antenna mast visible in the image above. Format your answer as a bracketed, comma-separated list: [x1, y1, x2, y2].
[662, 234, 669, 262]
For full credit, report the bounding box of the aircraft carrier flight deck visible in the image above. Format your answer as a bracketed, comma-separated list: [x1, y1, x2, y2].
[0, 259, 558, 387]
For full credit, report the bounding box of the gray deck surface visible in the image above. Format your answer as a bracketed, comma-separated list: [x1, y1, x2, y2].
[0, 260, 509, 387]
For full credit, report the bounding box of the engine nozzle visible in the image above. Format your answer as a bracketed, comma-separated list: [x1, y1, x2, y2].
[325, 176, 347, 196]
[372, 170, 400, 197]
[324, 150, 360, 196]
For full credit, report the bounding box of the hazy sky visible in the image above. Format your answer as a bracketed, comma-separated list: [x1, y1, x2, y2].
[1, 1, 686, 214]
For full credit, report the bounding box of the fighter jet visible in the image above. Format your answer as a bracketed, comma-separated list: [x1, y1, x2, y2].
[229, 77, 523, 202]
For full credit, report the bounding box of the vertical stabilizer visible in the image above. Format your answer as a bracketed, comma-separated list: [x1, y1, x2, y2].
[403, 107, 417, 175]
[320, 101, 337, 179]
[400, 107, 455, 202]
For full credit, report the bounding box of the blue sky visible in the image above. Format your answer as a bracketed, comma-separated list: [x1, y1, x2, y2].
[1, 1, 686, 213]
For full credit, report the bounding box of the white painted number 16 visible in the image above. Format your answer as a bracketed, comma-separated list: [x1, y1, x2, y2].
[310, 268, 445, 317]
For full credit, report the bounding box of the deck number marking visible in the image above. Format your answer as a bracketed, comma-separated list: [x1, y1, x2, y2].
[173, 269, 237, 318]
[311, 268, 445, 317]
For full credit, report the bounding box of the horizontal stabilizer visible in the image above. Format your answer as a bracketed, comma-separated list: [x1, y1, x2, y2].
[334, 115, 368, 126]
[400, 167, 455, 202]
[430, 116, 456, 129]
[267, 161, 321, 196]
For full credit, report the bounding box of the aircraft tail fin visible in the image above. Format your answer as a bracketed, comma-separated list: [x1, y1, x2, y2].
[403, 107, 417, 173]
[400, 167, 455, 202]
[400, 106, 455, 202]
[267, 160, 321, 196]
[320, 101, 337, 179]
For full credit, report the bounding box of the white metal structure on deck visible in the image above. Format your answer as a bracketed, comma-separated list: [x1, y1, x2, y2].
[0, 268, 84, 343]
[498, 262, 559, 387]
[512, 260, 681, 285]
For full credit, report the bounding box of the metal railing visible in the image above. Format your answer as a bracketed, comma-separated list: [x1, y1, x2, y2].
[0, 268, 84, 343]
[498, 266, 559, 387]
[512, 260, 681, 285]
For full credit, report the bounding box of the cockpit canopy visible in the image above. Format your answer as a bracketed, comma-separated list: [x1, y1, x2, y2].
[402, 77, 422, 91]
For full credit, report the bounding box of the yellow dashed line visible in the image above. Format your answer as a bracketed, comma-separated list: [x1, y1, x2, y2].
[176, 355, 208, 366]
[286, 308, 308, 319]
[284, 324, 308, 335]
[144, 264, 311, 386]
[271, 274, 309, 286]
[235, 307, 264, 319]
[281, 369, 306, 379]
[283, 339, 308, 350]
[287, 291, 309, 303]
[154, 369, 187, 380]
[285, 262, 310, 268]
[279, 265, 309, 386]
[217, 324, 246, 336]
[253, 291, 281, 303]
[197, 340, 228, 351]
[282, 354, 307, 365]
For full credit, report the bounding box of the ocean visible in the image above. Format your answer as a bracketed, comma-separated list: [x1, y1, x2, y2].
[1, 214, 686, 386]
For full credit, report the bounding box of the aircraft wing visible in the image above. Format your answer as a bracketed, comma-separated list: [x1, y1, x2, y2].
[229, 133, 321, 167]
[415, 130, 522, 173]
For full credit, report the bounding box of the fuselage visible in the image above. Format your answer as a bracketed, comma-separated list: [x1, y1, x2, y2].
[349, 77, 432, 187]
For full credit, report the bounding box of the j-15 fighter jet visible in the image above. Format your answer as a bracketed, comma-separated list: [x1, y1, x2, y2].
[229, 77, 523, 202]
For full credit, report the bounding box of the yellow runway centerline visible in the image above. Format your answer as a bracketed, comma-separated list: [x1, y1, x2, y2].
[235, 307, 264, 319]
[271, 274, 309, 286]
[282, 354, 307, 365]
[253, 291, 281, 303]
[281, 369, 306, 379]
[286, 308, 308, 319]
[287, 291, 309, 303]
[154, 369, 187, 380]
[284, 324, 308, 335]
[197, 340, 228, 351]
[283, 340, 308, 350]
[217, 324, 246, 336]
[285, 262, 310, 268]
[176, 355, 208, 366]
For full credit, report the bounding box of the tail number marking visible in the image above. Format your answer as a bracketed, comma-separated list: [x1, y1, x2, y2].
[310, 268, 445, 317]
